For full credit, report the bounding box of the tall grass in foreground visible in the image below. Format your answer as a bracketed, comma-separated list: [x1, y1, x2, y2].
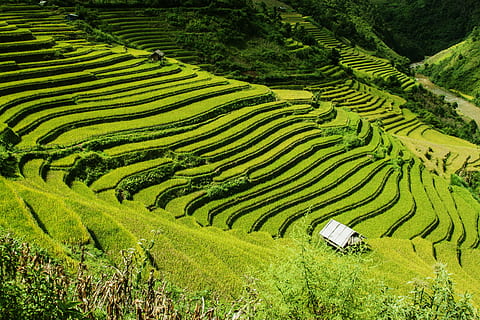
[0, 228, 478, 319]
[0, 231, 243, 320]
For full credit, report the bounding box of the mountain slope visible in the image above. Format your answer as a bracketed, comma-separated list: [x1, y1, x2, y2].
[370, 0, 480, 60]
[1, 2, 480, 304]
[421, 27, 480, 104]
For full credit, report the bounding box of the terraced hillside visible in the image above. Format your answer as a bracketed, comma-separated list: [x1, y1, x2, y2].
[280, 12, 416, 91]
[306, 77, 480, 176]
[2, 3, 480, 299]
[276, 9, 480, 176]
[96, 9, 201, 64]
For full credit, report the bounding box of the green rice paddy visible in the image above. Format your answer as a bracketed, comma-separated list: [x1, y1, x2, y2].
[1, 3, 480, 301]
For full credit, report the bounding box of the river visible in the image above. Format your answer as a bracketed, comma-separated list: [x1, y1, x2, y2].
[414, 73, 480, 127]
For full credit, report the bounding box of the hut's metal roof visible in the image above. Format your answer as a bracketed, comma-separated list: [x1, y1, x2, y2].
[153, 49, 165, 56]
[319, 219, 358, 249]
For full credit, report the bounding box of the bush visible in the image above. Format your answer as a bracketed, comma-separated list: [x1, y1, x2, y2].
[0, 150, 18, 178]
[252, 228, 479, 319]
[115, 163, 176, 201]
[342, 132, 363, 150]
[378, 264, 479, 320]
[206, 175, 250, 199]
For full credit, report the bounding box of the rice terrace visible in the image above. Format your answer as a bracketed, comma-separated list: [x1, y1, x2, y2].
[1, 0, 480, 319]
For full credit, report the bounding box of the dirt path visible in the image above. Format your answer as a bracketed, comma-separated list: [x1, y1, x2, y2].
[415, 73, 480, 127]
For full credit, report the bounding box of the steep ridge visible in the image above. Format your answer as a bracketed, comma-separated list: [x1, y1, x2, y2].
[421, 27, 480, 104]
[281, 12, 416, 91]
[96, 9, 201, 64]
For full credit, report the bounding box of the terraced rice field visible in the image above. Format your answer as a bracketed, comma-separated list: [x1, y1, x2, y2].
[96, 9, 201, 64]
[2, 4, 480, 296]
[281, 12, 416, 90]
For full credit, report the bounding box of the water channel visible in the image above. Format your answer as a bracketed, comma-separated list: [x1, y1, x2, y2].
[413, 72, 480, 127]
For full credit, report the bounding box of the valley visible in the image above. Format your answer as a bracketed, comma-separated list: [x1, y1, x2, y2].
[415, 73, 480, 127]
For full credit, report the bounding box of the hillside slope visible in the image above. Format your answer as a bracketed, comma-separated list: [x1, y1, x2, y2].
[1, 2, 480, 304]
[370, 0, 480, 60]
[421, 27, 480, 104]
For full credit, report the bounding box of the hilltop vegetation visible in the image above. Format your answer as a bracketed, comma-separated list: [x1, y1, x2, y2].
[421, 27, 480, 105]
[277, 0, 411, 68]
[76, 0, 333, 83]
[369, 0, 480, 60]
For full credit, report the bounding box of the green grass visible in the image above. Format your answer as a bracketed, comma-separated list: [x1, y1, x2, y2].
[0, 70, 96, 96]
[391, 161, 438, 239]
[368, 237, 434, 282]
[18, 49, 110, 68]
[217, 145, 368, 230]
[452, 186, 480, 248]
[196, 143, 345, 225]
[0, 64, 182, 114]
[110, 100, 288, 155]
[247, 132, 341, 181]
[201, 126, 382, 230]
[13, 74, 225, 135]
[90, 158, 172, 192]
[48, 86, 270, 147]
[422, 169, 453, 244]
[0, 177, 66, 257]
[271, 158, 389, 236]
[213, 128, 322, 182]
[165, 191, 205, 218]
[18, 81, 258, 147]
[460, 248, 480, 283]
[0, 47, 57, 62]
[338, 169, 400, 229]
[133, 178, 189, 207]
[0, 35, 54, 53]
[434, 241, 480, 297]
[15, 184, 91, 245]
[175, 104, 311, 154]
[433, 175, 465, 246]
[1, 172, 279, 295]
[202, 114, 316, 161]
[354, 164, 414, 237]
[0, 52, 131, 82]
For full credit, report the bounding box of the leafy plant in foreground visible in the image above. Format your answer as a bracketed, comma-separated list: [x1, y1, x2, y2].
[378, 264, 479, 320]
[254, 231, 379, 320]
[0, 232, 85, 320]
[252, 224, 479, 320]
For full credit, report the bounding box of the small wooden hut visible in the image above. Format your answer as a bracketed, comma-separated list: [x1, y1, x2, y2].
[65, 13, 79, 21]
[319, 219, 364, 250]
[150, 49, 165, 62]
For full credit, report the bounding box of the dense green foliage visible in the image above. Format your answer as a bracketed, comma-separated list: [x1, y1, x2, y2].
[256, 232, 480, 319]
[281, 0, 409, 67]
[451, 171, 480, 201]
[370, 0, 480, 60]
[168, 5, 330, 79]
[0, 232, 84, 320]
[77, 2, 331, 83]
[403, 86, 480, 144]
[421, 27, 480, 103]
[0, 230, 245, 320]
[0, 150, 17, 178]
